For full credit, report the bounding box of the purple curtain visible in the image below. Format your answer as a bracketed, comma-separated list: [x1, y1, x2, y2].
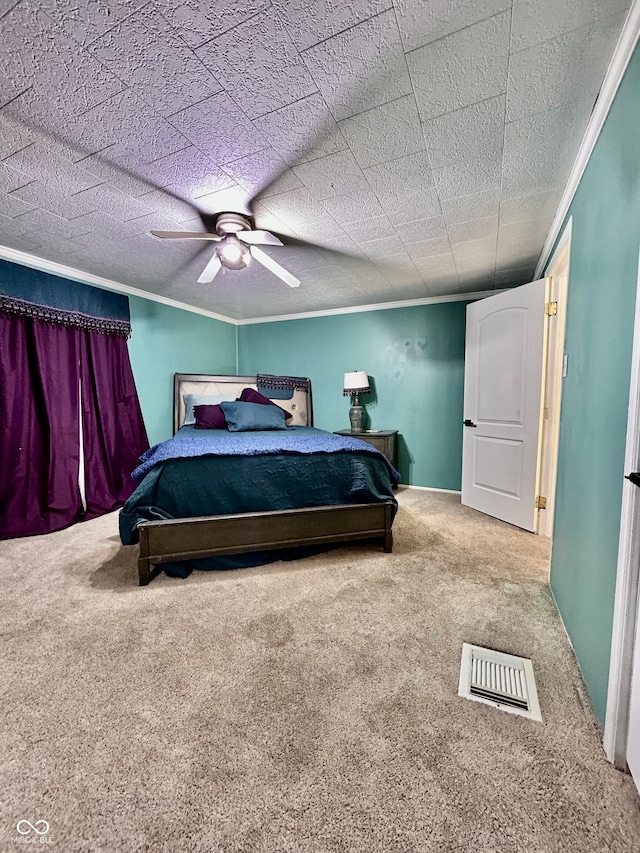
[0, 312, 149, 539]
[0, 314, 83, 538]
[80, 332, 148, 518]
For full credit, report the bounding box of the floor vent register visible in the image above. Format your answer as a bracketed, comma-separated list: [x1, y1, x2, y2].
[458, 643, 542, 722]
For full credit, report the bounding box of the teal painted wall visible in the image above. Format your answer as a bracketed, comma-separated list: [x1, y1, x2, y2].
[238, 302, 467, 489]
[548, 46, 640, 725]
[128, 297, 237, 446]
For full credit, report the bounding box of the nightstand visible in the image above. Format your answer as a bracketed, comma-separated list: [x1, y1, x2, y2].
[334, 429, 398, 469]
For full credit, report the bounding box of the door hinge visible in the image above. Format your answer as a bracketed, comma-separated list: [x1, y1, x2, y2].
[535, 495, 547, 510]
[545, 301, 558, 316]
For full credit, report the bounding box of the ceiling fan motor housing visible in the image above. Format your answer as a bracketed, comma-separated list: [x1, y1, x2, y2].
[215, 212, 251, 236]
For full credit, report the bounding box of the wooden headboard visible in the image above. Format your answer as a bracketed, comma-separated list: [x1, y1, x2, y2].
[173, 373, 313, 434]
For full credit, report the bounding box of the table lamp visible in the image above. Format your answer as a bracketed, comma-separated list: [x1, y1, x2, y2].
[343, 370, 370, 433]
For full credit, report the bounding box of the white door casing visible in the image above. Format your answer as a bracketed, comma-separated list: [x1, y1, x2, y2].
[537, 231, 571, 539]
[461, 279, 547, 532]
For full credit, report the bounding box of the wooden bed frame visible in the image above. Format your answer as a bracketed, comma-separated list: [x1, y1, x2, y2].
[136, 373, 394, 585]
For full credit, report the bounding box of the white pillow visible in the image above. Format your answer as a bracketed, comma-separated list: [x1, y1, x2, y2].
[182, 393, 232, 426]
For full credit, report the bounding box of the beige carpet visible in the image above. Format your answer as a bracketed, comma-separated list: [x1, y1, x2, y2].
[1, 488, 639, 852]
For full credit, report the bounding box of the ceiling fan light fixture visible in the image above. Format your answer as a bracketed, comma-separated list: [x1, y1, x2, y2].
[218, 235, 250, 270]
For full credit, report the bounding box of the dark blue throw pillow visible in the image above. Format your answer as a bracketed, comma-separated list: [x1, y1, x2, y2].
[220, 400, 288, 431]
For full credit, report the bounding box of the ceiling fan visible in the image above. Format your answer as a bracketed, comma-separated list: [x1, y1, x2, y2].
[151, 212, 300, 288]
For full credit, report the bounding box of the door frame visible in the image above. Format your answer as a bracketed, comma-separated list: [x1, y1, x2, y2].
[537, 220, 571, 540]
[604, 242, 640, 769]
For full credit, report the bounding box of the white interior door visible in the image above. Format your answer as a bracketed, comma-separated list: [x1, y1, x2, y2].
[461, 279, 547, 531]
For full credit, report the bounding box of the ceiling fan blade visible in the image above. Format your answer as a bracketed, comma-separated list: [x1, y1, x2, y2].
[237, 229, 283, 246]
[197, 253, 222, 284]
[151, 231, 221, 240]
[250, 246, 300, 288]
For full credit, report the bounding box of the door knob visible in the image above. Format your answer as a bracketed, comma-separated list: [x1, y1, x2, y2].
[625, 472, 640, 487]
[463, 419, 477, 427]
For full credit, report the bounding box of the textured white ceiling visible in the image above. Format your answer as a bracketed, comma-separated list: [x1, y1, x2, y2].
[0, 0, 629, 320]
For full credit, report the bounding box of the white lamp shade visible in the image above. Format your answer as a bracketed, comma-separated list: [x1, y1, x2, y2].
[343, 371, 370, 393]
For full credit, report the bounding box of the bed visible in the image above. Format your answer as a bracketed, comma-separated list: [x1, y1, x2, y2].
[120, 373, 399, 585]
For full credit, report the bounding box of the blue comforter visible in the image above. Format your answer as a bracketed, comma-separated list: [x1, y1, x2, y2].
[131, 425, 399, 482]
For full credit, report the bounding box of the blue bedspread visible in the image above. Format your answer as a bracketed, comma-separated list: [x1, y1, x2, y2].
[132, 425, 400, 482]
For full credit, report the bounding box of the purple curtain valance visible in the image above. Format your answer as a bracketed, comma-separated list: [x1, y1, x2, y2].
[0, 293, 131, 337]
[0, 259, 131, 337]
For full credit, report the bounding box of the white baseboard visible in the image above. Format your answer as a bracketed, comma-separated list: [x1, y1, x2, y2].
[398, 484, 462, 495]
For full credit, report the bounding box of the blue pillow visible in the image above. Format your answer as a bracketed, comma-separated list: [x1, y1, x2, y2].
[221, 400, 288, 431]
